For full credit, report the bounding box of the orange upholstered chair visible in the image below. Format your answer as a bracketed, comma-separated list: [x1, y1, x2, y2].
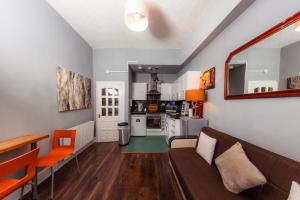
[0, 148, 40, 200]
[37, 129, 79, 199]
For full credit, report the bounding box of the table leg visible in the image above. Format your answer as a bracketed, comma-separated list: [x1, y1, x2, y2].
[31, 142, 38, 199]
[31, 142, 37, 150]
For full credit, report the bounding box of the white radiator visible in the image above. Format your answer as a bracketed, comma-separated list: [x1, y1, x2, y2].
[68, 120, 95, 152]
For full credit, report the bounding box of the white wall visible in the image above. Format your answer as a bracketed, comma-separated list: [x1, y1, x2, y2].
[179, 0, 300, 161]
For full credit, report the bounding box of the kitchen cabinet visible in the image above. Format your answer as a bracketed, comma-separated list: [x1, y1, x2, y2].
[177, 75, 185, 100]
[161, 83, 172, 101]
[132, 82, 147, 100]
[183, 71, 202, 90]
[171, 81, 178, 100]
[173, 71, 202, 101]
[165, 115, 181, 144]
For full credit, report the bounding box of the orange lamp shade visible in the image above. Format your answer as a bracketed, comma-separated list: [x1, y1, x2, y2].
[185, 89, 205, 101]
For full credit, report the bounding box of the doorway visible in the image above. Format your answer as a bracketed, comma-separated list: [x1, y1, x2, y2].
[96, 81, 125, 142]
[229, 63, 246, 95]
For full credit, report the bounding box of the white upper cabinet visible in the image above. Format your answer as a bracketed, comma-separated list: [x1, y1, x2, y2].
[132, 82, 147, 100]
[171, 80, 178, 100]
[171, 71, 202, 101]
[177, 75, 185, 100]
[184, 71, 202, 90]
[161, 83, 172, 101]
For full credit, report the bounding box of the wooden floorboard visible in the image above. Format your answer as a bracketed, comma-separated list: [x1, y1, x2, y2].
[26, 142, 182, 200]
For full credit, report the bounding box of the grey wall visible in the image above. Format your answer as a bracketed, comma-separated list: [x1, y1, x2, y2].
[178, 0, 300, 161]
[93, 48, 181, 121]
[231, 48, 281, 92]
[279, 40, 300, 89]
[133, 73, 177, 83]
[0, 0, 93, 160]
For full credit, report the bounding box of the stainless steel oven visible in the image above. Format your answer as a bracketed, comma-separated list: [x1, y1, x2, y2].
[146, 114, 161, 129]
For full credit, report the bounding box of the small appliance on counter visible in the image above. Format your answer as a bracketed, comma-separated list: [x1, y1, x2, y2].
[131, 100, 146, 114]
[181, 101, 190, 116]
[166, 102, 178, 113]
[137, 101, 144, 112]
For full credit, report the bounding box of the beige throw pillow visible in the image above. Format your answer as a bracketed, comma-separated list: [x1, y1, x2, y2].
[215, 142, 267, 194]
[196, 132, 217, 165]
[288, 181, 300, 200]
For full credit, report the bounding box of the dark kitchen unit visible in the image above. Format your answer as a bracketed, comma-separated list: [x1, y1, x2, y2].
[146, 73, 162, 135]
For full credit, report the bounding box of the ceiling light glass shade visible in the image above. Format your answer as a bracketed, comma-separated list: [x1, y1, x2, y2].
[295, 21, 300, 32]
[124, 0, 149, 32]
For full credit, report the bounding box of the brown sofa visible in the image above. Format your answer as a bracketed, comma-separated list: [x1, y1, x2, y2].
[169, 127, 300, 200]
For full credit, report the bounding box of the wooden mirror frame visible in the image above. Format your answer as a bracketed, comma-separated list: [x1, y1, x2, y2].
[225, 12, 300, 100]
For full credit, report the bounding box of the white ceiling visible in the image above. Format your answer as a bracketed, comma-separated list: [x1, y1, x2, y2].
[253, 21, 300, 49]
[45, 0, 248, 63]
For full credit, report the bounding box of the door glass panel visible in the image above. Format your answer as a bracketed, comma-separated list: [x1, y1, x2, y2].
[108, 98, 113, 106]
[101, 108, 106, 116]
[114, 88, 119, 96]
[108, 88, 113, 96]
[102, 98, 106, 106]
[115, 98, 119, 106]
[114, 108, 119, 116]
[102, 88, 106, 96]
[108, 108, 112, 116]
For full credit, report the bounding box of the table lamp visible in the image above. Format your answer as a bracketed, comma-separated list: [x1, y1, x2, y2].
[185, 89, 205, 118]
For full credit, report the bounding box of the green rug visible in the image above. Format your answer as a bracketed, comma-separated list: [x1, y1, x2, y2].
[124, 136, 169, 153]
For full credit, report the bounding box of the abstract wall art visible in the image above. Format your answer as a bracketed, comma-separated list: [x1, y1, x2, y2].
[56, 66, 91, 112]
[200, 67, 215, 90]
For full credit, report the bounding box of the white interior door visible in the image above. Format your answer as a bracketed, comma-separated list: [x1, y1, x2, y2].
[96, 81, 125, 142]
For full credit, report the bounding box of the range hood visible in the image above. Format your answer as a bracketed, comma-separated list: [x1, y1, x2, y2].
[147, 73, 161, 95]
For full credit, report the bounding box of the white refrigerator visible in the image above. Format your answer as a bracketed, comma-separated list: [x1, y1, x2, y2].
[131, 114, 147, 136]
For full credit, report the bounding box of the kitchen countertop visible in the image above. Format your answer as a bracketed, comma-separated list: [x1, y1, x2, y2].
[131, 112, 146, 115]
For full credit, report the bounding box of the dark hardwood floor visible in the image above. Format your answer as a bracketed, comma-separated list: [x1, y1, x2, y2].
[28, 143, 183, 200]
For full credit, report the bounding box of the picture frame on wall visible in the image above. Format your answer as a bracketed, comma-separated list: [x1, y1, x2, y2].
[56, 66, 91, 112]
[200, 67, 215, 90]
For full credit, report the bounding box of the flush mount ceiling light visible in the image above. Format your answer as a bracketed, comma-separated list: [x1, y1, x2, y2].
[124, 0, 149, 32]
[295, 20, 300, 32]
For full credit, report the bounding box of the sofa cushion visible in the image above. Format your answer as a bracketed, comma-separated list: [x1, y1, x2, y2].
[215, 142, 266, 194]
[260, 157, 300, 200]
[169, 148, 251, 200]
[196, 132, 217, 165]
[201, 127, 300, 200]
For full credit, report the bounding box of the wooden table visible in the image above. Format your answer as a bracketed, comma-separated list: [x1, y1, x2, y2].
[0, 134, 49, 154]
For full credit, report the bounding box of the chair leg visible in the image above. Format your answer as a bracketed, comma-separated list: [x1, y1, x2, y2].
[34, 168, 38, 198]
[75, 155, 80, 174]
[33, 181, 39, 200]
[20, 185, 24, 200]
[51, 167, 54, 200]
[28, 181, 39, 200]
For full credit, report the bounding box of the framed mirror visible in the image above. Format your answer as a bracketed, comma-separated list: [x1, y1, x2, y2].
[225, 12, 300, 99]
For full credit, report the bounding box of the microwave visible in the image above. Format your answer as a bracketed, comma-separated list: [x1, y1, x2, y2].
[166, 105, 177, 113]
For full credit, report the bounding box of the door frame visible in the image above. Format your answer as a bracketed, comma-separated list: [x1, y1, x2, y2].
[96, 81, 125, 142]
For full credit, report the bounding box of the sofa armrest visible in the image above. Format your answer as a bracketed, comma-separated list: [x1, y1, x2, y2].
[169, 136, 198, 148]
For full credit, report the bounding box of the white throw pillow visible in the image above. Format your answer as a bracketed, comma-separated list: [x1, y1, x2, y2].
[288, 181, 300, 200]
[196, 132, 217, 165]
